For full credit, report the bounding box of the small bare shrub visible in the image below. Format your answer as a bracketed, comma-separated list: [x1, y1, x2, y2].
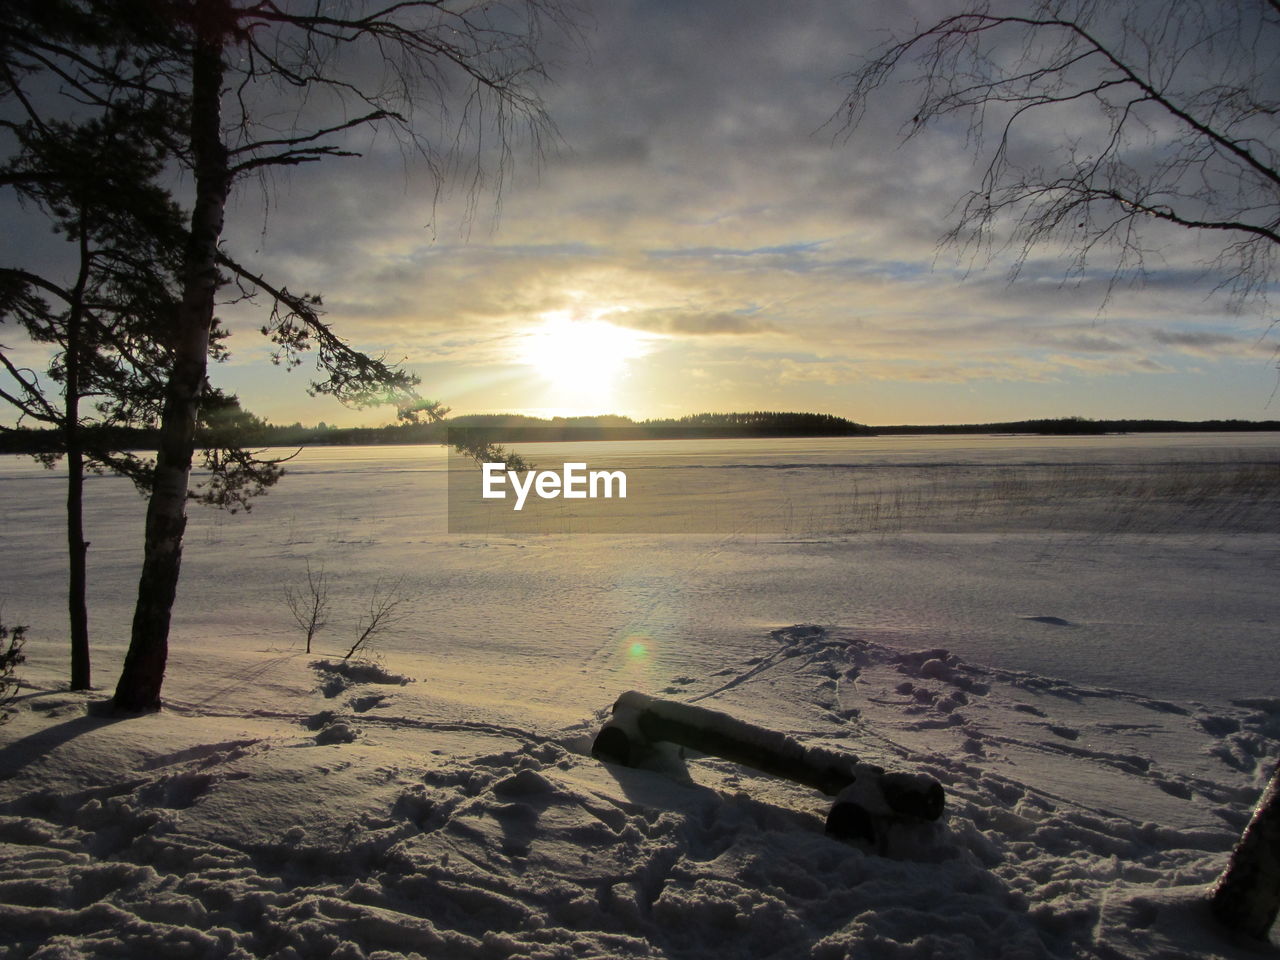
[284, 560, 330, 654]
[344, 578, 412, 661]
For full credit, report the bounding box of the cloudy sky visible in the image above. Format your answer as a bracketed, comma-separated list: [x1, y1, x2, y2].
[37, 0, 1280, 427]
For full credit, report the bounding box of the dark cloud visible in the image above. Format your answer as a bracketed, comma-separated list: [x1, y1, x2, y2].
[646, 243, 827, 261]
[1151, 329, 1243, 349]
[558, 136, 652, 169]
[1044, 334, 1132, 353]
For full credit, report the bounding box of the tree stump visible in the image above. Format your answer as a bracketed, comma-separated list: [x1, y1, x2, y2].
[1210, 763, 1280, 940]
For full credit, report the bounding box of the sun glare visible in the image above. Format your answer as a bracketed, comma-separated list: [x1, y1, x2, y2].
[515, 310, 655, 403]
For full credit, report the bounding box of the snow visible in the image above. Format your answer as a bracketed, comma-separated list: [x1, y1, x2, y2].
[2, 434, 1279, 959]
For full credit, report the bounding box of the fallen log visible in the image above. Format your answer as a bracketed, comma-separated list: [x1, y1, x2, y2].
[592, 690, 944, 842]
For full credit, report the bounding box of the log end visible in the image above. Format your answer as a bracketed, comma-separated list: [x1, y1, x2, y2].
[591, 724, 633, 766]
[825, 801, 876, 843]
[881, 773, 946, 821]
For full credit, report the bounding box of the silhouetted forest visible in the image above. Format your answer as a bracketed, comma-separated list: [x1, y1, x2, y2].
[874, 416, 1280, 436]
[2, 413, 1278, 455]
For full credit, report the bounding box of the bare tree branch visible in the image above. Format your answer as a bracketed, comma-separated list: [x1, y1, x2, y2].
[837, 0, 1280, 304]
[215, 251, 436, 415]
[0, 350, 60, 424]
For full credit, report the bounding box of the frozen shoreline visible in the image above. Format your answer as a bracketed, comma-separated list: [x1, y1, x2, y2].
[2, 625, 1277, 958]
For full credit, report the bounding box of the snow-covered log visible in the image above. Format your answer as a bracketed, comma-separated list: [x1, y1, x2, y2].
[592, 690, 944, 840]
[1209, 764, 1280, 939]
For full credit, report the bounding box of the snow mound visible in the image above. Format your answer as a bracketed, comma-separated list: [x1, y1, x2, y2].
[311, 659, 414, 698]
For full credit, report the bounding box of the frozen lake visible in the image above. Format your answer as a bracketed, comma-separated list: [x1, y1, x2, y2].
[4, 433, 1280, 959]
[2, 432, 1278, 712]
[2, 432, 1280, 711]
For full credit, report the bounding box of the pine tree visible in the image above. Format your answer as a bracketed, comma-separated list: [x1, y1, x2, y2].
[3, 0, 572, 708]
[1, 100, 285, 690]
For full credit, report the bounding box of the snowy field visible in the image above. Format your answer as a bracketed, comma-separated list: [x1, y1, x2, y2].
[1, 433, 1279, 959]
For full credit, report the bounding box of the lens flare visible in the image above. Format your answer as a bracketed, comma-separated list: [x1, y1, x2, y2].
[617, 631, 655, 691]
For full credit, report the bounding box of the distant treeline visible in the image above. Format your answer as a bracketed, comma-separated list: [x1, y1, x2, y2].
[2, 413, 1278, 455]
[444, 411, 874, 444]
[875, 416, 1280, 436]
[0, 411, 872, 452]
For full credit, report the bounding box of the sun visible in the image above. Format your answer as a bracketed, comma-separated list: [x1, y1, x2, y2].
[514, 310, 655, 399]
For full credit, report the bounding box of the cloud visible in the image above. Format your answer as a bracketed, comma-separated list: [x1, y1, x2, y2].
[620, 309, 777, 336]
[184, 0, 1276, 423]
[1150, 329, 1252, 354]
[1041, 334, 1132, 353]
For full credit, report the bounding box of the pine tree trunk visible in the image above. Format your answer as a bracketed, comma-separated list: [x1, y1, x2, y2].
[67, 224, 91, 691]
[67, 439, 90, 690]
[112, 11, 229, 711]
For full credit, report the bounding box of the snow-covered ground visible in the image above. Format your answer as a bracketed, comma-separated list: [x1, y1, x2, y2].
[1, 434, 1278, 958]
